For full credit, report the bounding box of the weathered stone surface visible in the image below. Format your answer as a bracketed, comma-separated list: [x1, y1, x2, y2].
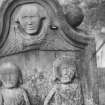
[0, 0, 97, 105]
[0, 62, 30, 105]
[64, 5, 84, 28]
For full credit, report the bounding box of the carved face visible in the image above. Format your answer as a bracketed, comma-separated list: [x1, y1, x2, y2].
[0, 63, 20, 88]
[2, 70, 18, 88]
[60, 63, 75, 83]
[18, 5, 41, 35]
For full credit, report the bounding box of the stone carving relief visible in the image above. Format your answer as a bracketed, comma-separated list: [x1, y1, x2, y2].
[1, 3, 50, 55]
[0, 0, 98, 105]
[0, 0, 92, 56]
[0, 62, 30, 105]
[44, 56, 83, 105]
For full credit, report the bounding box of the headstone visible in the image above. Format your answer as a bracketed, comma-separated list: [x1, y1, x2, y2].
[0, 0, 98, 105]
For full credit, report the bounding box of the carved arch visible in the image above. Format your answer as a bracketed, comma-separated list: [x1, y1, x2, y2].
[0, 0, 93, 50]
[0, 1, 98, 104]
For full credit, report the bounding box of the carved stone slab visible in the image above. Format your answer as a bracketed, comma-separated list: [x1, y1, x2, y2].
[0, 0, 91, 56]
[0, 0, 98, 105]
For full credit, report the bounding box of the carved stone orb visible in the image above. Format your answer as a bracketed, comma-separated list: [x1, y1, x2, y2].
[65, 5, 84, 28]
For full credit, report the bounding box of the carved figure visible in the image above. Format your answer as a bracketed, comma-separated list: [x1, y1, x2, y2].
[3, 4, 49, 54]
[0, 62, 30, 105]
[44, 56, 83, 105]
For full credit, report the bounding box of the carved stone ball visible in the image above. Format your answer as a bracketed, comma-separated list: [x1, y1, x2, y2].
[65, 5, 84, 28]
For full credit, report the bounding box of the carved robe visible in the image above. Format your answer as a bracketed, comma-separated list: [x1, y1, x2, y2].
[50, 80, 83, 105]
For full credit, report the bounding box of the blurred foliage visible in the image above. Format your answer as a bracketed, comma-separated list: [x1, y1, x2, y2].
[57, 0, 105, 35]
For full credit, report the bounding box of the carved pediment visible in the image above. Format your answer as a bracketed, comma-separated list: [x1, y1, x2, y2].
[0, 0, 93, 56]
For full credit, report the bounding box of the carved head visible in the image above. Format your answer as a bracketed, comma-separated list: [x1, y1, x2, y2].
[53, 56, 77, 83]
[16, 4, 45, 35]
[0, 62, 23, 88]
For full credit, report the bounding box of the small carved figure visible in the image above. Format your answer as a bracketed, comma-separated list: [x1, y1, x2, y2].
[44, 56, 83, 105]
[0, 62, 30, 105]
[14, 4, 49, 47]
[3, 4, 49, 54]
[15, 4, 46, 36]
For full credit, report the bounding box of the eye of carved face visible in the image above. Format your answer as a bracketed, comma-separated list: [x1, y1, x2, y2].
[17, 4, 45, 35]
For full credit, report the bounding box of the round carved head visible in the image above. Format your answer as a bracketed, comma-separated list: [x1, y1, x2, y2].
[8, 3, 50, 49]
[0, 62, 23, 88]
[53, 56, 77, 84]
[16, 4, 45, 35]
